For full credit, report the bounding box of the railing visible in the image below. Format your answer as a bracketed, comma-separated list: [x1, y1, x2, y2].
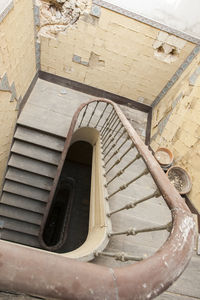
[0, 99, 195, 300]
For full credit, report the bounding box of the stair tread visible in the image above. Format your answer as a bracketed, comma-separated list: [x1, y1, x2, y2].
[15, 126, 65, 152]
[3, 180, 49, 202]
[6, 167, 53, 191]
[1, 192, 46, 214]
[0, 216, 40, 236]
[0, 228, 40, 248]
[0, 203, 42, 225]
[11, 140, 60, 165]
[8, 154, 57, 178]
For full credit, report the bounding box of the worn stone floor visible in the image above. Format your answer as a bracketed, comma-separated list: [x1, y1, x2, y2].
[18, 79, 148, 140]
[0, 79, 199, 299]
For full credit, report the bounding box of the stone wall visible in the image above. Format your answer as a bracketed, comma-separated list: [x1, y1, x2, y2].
[0, 0, 36, 188]
[151, 52, 200, 211]
[38, 1, 195, 105]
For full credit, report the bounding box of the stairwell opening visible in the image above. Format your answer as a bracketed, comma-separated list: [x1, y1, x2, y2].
[42, 140, 93, 252]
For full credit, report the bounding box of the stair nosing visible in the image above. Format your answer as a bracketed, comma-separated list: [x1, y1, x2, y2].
[16, 123, 66, 140]
[8, 158, 55, 179]
[0, 217, 40, 237]
[3, 180, 49, 203]
[0, 203, 43, 225]
[11, 149, 59, 167]
[0, 202, 44, 216]
[0, 228, 40, 247]
[5, 168, 52, 191]
[14, 136, 63, 153]
[1, 191, 46, 213]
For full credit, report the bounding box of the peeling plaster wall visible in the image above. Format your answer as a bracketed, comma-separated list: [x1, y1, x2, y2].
[36, 0, 91, 40]
[0, 0, 36, 188]
[151, 52, 200, 211]
[39, 5, 195, 105]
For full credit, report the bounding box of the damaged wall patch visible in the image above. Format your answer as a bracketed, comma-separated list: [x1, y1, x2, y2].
[35, 0, 92, 40]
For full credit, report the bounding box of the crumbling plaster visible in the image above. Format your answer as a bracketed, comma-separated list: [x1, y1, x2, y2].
[153, 31, 186, 64]
[35, 0, 92, 39]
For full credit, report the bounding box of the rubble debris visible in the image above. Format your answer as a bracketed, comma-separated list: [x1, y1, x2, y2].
[168, 170, 184, 192]
[35, 0, 91, 39]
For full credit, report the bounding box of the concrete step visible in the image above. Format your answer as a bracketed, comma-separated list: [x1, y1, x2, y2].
[1, 192, 46, 214]
[0, 228, 40, 248]
[14, 125, 65, 152]
[8, 154, 57, 178]
[0, 216, 40, 236]
[11, 140, 61, 166]
[3, 180, 49, 202]
[6, 167, 53, 191]
[0, 203, 42, 225]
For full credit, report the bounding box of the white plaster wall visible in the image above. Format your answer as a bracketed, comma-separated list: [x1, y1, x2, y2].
[106, 0, 200, 39]
[0, 0, 12, 12]
[0, 0, 13, 22]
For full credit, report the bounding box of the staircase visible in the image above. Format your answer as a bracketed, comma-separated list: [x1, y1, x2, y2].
[0, 87, 196, 299]
[0, 124, 65, 247]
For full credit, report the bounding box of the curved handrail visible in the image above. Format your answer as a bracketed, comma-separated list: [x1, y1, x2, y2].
[0, 99, 194, 299]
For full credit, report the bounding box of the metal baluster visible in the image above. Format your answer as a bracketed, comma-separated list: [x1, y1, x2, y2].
[105, 153, 141, 185]
[94, 103, 109, 128]
[102, 118, 117, 144]
[94, 251, 143, 262]
[104, 135, 129, 162]
[105, 143, 134, 173]
[87, 101, 99, 127]
[100, 107, 114, 134]
[101, 112, 118, 140]
[103, 123, 123, 152]
[103, 129, 126, 159]
[78, 104, 88, 128]
[107, 168, 148, 199]
[102, 119, 121, 149]
[108, 222, 172, 237]
[101, 112, 117, 139]
[107, 190, 160, 217]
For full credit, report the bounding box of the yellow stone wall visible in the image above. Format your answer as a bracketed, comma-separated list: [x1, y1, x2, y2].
[40, 7, 195, 105]
[151, 52, 200, 211]
[0, 0, 36, 187]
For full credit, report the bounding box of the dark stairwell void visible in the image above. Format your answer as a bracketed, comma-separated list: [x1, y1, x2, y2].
[43, 141, 93, 253]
